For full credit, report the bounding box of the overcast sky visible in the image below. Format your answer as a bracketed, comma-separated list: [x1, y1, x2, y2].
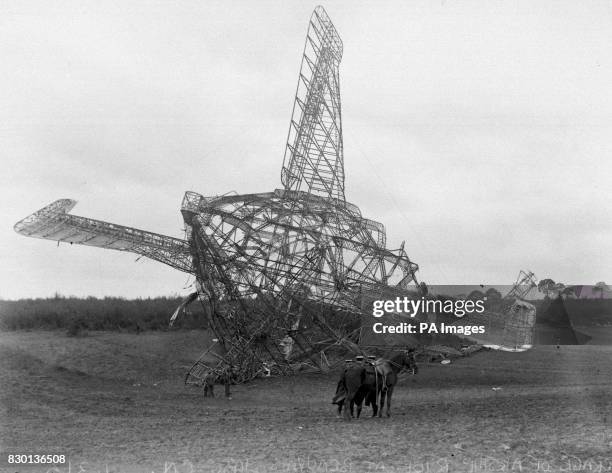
[1, 0, 611, 299]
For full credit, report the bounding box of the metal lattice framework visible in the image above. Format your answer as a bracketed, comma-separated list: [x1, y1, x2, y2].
[14, 7, 537, 381]
[282, 7, 345, 201]
[14, 199, 192, 272]
[449, 270, 538, 352]
[505, 270, 538, 301]
[14, 7, 419, 382]
[497, 270, 538, 351]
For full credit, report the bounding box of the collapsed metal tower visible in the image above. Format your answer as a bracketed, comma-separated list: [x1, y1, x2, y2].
[15, 7, 419, 381]
[15, 7, 536, 380]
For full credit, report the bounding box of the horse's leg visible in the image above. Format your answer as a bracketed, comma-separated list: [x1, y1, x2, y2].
[385, 385, 394, 417]
[337, 400, 343, 418]
[343, 394, 354, 421]
[378, 388, 386, 418]
[363, 390, 375, 417]
[354, 389, 365, 419]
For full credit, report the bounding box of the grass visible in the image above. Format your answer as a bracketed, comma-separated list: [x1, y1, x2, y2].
[1, 330, 611, 472]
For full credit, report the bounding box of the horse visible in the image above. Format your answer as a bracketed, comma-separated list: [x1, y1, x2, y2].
[373, 350, 418, 418]
[335, 350, 417, 420]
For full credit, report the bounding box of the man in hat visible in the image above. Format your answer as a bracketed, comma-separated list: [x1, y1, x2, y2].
[331, 359, 354, 417]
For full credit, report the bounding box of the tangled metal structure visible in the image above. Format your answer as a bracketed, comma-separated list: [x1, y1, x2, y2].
[15, 7, 420, 381]
[449, 271, 538, 352]
[15, 7, 536, 381]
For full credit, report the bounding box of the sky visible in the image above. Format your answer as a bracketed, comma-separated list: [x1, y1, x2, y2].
[1, 0, 611, 299]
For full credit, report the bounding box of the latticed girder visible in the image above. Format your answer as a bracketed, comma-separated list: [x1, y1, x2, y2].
[14, 199, 192, 272]
[446, 298, 537, 352]
[178, 185, 422, 377]
[439, 270, 538, 352]
[505, 270, 538, 301]
[282, 6, 345, 202]
[13, 7, 424, 381]
[12, 6, 541, 382]
[181, 190, 419, 306]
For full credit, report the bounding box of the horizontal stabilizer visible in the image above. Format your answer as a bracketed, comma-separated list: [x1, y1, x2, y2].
[14, 199, 192, 273]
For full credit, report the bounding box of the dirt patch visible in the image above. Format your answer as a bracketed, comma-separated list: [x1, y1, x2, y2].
[1, 331, 611, 472]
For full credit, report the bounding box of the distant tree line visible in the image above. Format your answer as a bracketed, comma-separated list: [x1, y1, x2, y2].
[0, 295, 209, 333]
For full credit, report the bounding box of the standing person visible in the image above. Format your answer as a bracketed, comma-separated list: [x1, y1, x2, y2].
[222, 366, 233, 400]
[331, 360, 353, 416]
[203, 372, 215, 398]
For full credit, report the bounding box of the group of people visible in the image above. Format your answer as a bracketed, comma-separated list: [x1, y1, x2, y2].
[332, 355, 379, 417]
[199, 350, 418, 418]
[332, 350, 418, 419]
[202, 366, 235, 399]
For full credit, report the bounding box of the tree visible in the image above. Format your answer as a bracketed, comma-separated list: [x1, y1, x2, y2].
[485, 288, 502, 301]
[467, 289, 485, 301]
[537, 279, 556, 299]
[593, 282, 609, 300]
[419, 281, 429, 296]
[552, 282, 565, 296]
[561, 286, 578, 299]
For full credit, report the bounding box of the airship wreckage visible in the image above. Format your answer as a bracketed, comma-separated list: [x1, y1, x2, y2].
[15, 7, 537, 383]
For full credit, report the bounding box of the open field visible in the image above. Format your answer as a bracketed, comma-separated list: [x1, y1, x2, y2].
[1, 330, 612, 473]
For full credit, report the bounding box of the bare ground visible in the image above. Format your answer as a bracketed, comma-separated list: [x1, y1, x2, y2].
[1, 330, 611, 473]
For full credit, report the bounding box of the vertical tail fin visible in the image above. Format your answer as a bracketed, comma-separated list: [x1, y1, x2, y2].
[281, 6, 345, 202]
